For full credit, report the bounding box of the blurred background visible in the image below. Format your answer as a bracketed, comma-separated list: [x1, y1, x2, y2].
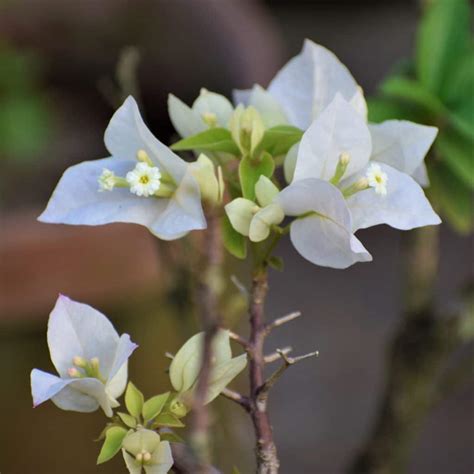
[0, 0, 472, 473]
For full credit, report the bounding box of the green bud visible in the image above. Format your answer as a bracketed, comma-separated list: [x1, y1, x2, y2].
[224, 198, 259, 237]
[249, 203, 285, 243]
[169, 396, 188, 418]
[330, 152, 350, 185]
[189, 154, 224, 204]
[229, 105, 265, 156]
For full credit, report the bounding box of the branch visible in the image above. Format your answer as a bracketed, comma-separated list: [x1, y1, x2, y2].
[171, 443, 222, 474]
[221, 388, 251, 411]
[228, 330, 249, 350]
[264, 346, 292, 364]
[265, 311, 302, 335]
[257, 349, 319, 400]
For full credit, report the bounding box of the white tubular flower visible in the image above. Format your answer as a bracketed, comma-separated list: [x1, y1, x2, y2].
[366, 163, 388, 196]
[98, 169, 116, 191]
[122, 429, 173, 474]
[169, 329, 247, 405]
[168, 88, 234, 138]
[31, 295, 137, 417]
[126, 162, 162, 197]
[38, 96, 206, 240]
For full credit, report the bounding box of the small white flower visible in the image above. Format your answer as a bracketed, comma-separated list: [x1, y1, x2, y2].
[126, 162, 162, 197]
[98, 168, 116, 191]
[366, 163, 388, 196]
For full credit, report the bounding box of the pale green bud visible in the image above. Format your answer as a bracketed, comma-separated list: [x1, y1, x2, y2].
[122, 429, 161, 458]
[330, 152, 351, 185]
[189, 154, 224, 204]
[249, 203, 285, 243]
[224, 197, 259, 236]
[255, 175, 279, 208]
[342, 177, 370, 198]
[229, 105, 265, 156]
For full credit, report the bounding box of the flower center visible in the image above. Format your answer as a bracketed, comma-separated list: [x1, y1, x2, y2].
[67, 356, 106, 383]
[366, 163, 388, 196]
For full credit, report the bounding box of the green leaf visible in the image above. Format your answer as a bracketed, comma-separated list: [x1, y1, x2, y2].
[367, 97, 428, 124]
[239, 152, 275, 201]
[380, 76, 446, 117]
[142, 392, 170, 422]
[416, 0, 471, 96]
[267, 255, 284, 272]
[428, 161, 473, 234]
[154, 413, 185, 428]
[222, 214, 247, 259]
[443, 50, 474, 108]
[256, 125, 303, 156]
[435, 129, 474, 189]
[125, 382, 144, 418]
[117, 412, 137, 429]
[97, 426, 128, 464]
[170, 128, 240, 155]
[159, 431, 184, 443]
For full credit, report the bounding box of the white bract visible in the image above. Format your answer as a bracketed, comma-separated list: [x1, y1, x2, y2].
[168, 88, 234, 138]
[234, 39, 437, 187]
[31, 295, 137, 417]
[277, 94, 440, 268]
[169, 329, 247, 405]
[38, 96, 206, 240]
[122, 429, 173, 474]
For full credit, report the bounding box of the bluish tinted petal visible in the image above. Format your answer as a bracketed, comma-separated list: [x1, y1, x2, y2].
[294, 94, 371, 182]
[168, 93, 207, 138]
[369, 120, 438, 175]
[345, 162, 441, 231]
[278, 179, 372, 269]
[31, 369, 71, 407]
[150, 167, 206, 239]
[412, 162, 429, 187]
[105, 334, 138, 399]
[52, 378, 114, 416]
[232, 88, 252, 106]
[105, 96, 186, 182]
[38, 157, 169, 230]
[268, 39, 365, 128]
[47, 295, 119, 378]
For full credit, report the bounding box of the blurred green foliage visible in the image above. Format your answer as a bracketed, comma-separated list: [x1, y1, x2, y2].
[369, 0, 473, 234]
[0, 42, 52, 161]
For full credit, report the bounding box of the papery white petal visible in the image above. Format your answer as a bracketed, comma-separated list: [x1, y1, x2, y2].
[38, 157, 168, 227]
[150, 167, 206, 240]
[345, 162, 441, 231]
[105, 96, 186, 182]
[123, 429, 161, 456]
[232, 88, 252, 107]
[412, 162, 430, 187]
[168, 93, 207, 138]
[294, 94, 371, 182]
[268, 39, 365, 128]
[105, 334, 138, 399]
[249, 204, 284, 243]
[52, 377, 114, 416]
[369, 120, 438, 175]
[47, 295, 119, 378]
[278, 179, 372, 269]
[147, 442, 174, 474]
[240, 85, 288, 128]
[192, 90, 234, 128]
[31, 369, 72, 408]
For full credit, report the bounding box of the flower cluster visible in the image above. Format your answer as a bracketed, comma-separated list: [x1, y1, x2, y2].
[31, 296, 246, 473]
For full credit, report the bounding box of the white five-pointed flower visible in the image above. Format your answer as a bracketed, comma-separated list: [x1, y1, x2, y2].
[126, 162, 162, 197]
[366, 163, 388, 196]
[38, 96, 206, 240]
[31, 295, 137, 417]
[122, 429, 173, 474]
